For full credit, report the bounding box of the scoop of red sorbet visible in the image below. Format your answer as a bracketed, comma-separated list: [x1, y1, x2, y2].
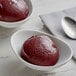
[0, 0, 29, 22]
[21, 35, 59, 66]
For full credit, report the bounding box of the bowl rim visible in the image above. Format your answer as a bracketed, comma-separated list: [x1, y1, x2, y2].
[11, 30, 73, 71]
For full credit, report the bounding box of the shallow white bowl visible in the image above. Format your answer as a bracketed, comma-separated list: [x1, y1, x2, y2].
[0, 0, 33, 28]
[11, 30, 73, 71]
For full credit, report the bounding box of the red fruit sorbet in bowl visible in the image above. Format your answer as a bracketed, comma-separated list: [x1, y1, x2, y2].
[21, 35, 59, 66]
[0, 0, 29, 22]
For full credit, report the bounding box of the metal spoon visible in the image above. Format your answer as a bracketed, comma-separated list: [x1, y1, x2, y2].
[61, 16, 76, 39]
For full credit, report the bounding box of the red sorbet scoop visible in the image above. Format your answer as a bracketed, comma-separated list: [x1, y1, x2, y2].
[21, 35, 59, 66]
[0, 0, 29, 22]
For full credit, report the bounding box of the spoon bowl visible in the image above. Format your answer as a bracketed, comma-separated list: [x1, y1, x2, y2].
[61, 16, 76, 39]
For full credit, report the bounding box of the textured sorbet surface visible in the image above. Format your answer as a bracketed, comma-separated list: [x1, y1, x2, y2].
[0, 0, 29, 22]
[21, 35, 59, 66]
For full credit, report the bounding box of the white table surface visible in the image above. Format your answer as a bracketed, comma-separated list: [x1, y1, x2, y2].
[0, 0, 76, 76]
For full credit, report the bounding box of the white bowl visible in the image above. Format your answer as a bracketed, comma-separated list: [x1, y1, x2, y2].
[0, 0, 33, 28]
[11, 30, 73, 71]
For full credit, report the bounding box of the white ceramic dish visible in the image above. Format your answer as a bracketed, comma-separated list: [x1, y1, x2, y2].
[0, 0, 33, 28]
[11, 30, 73, 71]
